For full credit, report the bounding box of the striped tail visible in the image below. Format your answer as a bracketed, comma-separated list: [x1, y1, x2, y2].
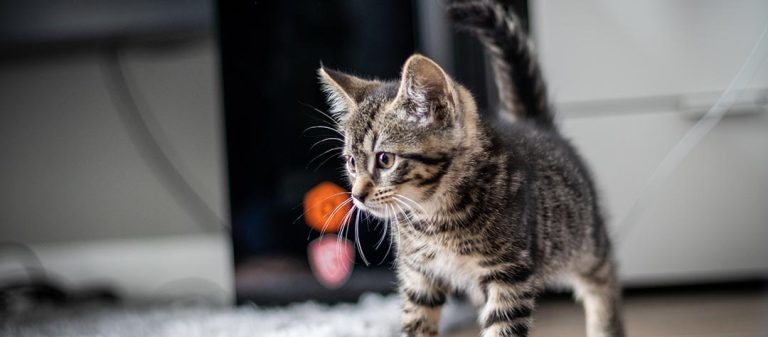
[448, 0, 556, 130]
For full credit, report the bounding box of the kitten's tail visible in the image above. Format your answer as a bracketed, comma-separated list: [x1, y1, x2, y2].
[448, 0, 555, 130]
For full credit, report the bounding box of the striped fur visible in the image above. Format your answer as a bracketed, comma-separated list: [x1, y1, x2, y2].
[448, 0, 554, 129]
[315, 2, 624, 336]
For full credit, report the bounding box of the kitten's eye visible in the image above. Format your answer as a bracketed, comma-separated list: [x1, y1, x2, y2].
[346, 156, 356, 174]
[376, 152, 395, 169]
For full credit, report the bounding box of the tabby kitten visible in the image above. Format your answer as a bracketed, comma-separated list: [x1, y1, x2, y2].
[316, 1, 625, 337]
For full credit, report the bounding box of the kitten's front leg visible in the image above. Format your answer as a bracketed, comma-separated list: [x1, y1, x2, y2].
[479, 274, 537, 337]
[398, 263, 447, 337]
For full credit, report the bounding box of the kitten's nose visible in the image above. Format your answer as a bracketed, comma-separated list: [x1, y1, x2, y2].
[351, 177, 373, 202]
[352, 190, 369, 202]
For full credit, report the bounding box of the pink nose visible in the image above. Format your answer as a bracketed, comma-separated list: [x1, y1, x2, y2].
[352, 190, 369, 202]
[351, 176, 373, 202]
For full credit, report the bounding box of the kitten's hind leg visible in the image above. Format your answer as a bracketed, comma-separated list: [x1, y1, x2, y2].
[572, 255, 626, 337]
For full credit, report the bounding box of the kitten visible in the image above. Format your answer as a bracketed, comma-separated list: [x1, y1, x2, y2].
[316, 1, 625, 336]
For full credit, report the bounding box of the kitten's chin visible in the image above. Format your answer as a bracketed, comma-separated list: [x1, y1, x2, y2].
[352, 200, 392, 219]
[364, 208, 388, 219]
[361, 206, 387, 218]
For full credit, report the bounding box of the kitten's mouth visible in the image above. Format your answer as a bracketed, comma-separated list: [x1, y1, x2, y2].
[352, 199, 394, 219]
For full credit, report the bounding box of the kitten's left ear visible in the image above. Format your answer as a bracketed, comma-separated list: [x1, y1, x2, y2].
[318, 66, 379, 120]
[392, 54, 457, 124]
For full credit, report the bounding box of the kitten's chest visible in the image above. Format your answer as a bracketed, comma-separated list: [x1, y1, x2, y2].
[406, 238, 486, 303]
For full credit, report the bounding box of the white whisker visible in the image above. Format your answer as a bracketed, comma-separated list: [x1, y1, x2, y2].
[299, 102, 340, 128]
[379, 204, 396, 264]
[306, 146, 344, 170]
[314, 149, 345, 171]
[296, 191, 350, 227]
[309, 137, 344, 151]
[318, 197, 353, 237]
[393, 194, 427, 215]
[374, 204, 391, 249]
[335, 204, 357, 266]
[354, 208, 370, 266]
[390, 203, 405, 249]
[303, 125, 344, 138]
[392, 200, 415, 227]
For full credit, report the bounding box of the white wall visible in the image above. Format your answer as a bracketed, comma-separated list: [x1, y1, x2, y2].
[532, 0, 768, 103]
[533, 0, 768, 284]
[0, 38, 233, 301]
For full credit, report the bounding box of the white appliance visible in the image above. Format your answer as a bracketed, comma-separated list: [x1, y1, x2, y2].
[533, 0, 768, 284]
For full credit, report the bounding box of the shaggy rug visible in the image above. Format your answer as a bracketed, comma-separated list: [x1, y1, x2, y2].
[1, 294, 475, 337]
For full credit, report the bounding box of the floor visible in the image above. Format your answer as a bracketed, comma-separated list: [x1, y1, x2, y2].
[447, 286, 768, 337]
[4, 282, 766, 337]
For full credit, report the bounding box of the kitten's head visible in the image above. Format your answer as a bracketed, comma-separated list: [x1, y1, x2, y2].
[318, 54, 479, 219]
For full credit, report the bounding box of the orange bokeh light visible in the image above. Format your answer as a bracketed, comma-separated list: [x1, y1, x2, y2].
[303, 182, 351, 233]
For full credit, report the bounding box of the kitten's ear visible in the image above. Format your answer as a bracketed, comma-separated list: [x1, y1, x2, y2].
[392, 54, 456, 124]
[318, 66, 378, 119]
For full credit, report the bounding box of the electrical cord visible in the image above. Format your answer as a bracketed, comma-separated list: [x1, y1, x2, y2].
[614, 24, 768, 244]
[0, 242, 46, 280]
[0, 242, 120, 312]
[101, 46, 229, 232]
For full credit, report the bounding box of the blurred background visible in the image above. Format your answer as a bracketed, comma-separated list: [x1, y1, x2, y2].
[0, 0, 767, 334]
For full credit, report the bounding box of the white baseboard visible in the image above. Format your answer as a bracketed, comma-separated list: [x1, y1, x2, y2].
[16, 234, 234, 303]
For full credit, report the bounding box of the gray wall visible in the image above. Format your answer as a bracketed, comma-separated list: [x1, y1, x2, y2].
[0, 38, 232, 301]
[0, 38, 227, 244]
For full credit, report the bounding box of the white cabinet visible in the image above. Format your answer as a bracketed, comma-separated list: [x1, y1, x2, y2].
[532, 0, 768, 103]
[533, 0, 768, 284]
[562, 110, 768, 284]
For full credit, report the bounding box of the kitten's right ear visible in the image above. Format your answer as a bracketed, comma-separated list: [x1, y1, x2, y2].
[318, 66, 378, 120]
[391, 54, 457, 125]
